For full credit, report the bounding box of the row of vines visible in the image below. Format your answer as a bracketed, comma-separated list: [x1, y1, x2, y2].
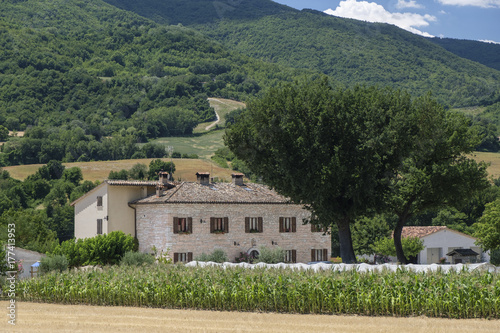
[17, 265, 500, 319]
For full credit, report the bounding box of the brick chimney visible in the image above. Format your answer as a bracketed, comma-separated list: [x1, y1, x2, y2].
[158, 171, 170, 185]
[232, 173, 244, 186]
[196, 172, 210, 185]
[155, 183, 163, 197]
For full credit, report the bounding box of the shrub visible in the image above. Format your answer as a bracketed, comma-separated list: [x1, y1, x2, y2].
[255, 246, 285, 264]
[490, 249, 500, 266]
[51, 231, 137, 267]
[40, 255, 68, 274]
[120, 251, 155, 266]
[195, 249, 228, 263]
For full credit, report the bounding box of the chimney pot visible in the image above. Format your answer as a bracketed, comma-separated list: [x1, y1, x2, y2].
[196, 172, 210, 185]
[232, 173, 244, 186]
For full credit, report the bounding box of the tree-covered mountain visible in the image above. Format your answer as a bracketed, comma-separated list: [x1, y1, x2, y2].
[102, 0, 500, 108]
[0, 0, 311, 165]
[427, 38, 500, 72]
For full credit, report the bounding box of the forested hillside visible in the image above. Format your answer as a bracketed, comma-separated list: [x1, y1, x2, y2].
[0, 0, 309, 165]
[427, 38, 500, 72]
[103, 0, 500, 108]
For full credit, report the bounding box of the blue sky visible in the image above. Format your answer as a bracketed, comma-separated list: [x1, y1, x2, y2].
[273, 0, 500, 43]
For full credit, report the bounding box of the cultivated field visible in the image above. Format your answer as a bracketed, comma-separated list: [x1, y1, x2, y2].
[3, 301, 499, 333]
[471, 151, 500, 179]
[3, 158, 235, 182]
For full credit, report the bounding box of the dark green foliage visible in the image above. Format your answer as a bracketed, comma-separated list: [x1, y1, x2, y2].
[120, 0, 500, 108]
[148, 159, 175, 180]
[194, 249, 228, 263]
[108, 169, 128, 180]
[0, 0, 308, 166]
[128, 163, 147, 180]
[40, 254, 69, 274]
[225, 77, 416, 263]
[490, 249, 500, 266]
[428, 38, 500, 71]
[120, 251, 155, 266]
[51, 231, 137, 267]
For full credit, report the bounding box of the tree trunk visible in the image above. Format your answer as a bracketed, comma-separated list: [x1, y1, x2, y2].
[336, 218, 357, 264]
[394, 216, 408, 265]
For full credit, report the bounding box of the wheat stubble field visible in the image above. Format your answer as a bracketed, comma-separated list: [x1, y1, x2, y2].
[2, 301, 499, 333]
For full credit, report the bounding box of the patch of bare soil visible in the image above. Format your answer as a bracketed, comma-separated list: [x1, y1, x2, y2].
[2, 301, 499, 333]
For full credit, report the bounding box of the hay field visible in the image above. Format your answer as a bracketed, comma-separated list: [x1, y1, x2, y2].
[472, 151, 500, 179]
[3, 301, 499, 333]
[3, 158, 234, 182]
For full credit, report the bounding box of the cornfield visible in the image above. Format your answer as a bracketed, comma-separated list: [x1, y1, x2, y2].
[16, 265, 500, 319]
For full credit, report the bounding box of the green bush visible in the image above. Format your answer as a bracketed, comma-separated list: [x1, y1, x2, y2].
[120, 251, 155, 266]
[51, 231, 138, 267]
[40, 255, 68, 274]
[490, 249, 500, 266]
[255, 246, 285, 264]
[195, 249, 228, 263]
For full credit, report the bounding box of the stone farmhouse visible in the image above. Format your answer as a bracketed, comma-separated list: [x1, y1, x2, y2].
[71, 172, 330, 264]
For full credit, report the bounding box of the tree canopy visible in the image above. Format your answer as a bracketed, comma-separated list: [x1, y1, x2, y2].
[224, 77, 414, 263]
[386, 95, 489, 263]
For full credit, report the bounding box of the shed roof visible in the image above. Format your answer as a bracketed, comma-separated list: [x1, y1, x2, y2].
[131, 182, 293, 205]
[446, 248, 479, 257]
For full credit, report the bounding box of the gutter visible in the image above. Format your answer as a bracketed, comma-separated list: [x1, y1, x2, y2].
[128, 202, 137, 239]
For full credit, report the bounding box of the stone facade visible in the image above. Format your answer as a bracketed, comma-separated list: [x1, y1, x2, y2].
[134, 202, 330, 263]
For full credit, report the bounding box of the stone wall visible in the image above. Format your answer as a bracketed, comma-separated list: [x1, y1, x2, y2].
[135, 203, 330, 263]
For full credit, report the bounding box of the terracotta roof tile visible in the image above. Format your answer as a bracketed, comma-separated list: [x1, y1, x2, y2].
[400, 226, 448, 238]
[132, 182, 292, 204]
[106, 180, 159, 186]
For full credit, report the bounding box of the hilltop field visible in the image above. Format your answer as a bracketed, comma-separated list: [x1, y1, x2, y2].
[3, 301, 499, 333]
[3, 151, 500, 183]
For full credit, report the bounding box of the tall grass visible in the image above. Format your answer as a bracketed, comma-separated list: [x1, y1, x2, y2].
[17, 265, 500, 319]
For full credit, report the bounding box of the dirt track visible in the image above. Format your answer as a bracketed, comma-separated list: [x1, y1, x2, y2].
[2, 301, 499, 332]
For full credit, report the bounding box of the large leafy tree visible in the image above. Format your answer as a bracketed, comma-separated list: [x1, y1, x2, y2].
[474, 199, 500, 251]
[387, 96, 489, 264]
[224, 78, 413, 263]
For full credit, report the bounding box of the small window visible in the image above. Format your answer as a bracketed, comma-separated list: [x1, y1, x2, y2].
[279, 217, 296, 233]
[173, 217, 192, 234]
[311, 249, 328, 262]
[245, 217, 263, 233]
[97, 219, 103, 235]
[173, 252, 193, 263]
[284, 250, 297, 263]
[97, 196, 103, 207]
[210, 217, 228, 234]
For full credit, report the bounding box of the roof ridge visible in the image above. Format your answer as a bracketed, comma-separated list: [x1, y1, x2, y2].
[163, 182, 185, 202]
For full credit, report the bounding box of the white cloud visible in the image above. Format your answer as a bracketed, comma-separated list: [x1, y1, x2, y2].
[480, 39, 500, 44]
[396, 0, 423, 9]
[324, 0, 436, 37]
[437, 0, 500, 8]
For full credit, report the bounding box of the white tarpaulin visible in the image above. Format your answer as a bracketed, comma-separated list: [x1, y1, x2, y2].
[186, 261, 498, 273]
